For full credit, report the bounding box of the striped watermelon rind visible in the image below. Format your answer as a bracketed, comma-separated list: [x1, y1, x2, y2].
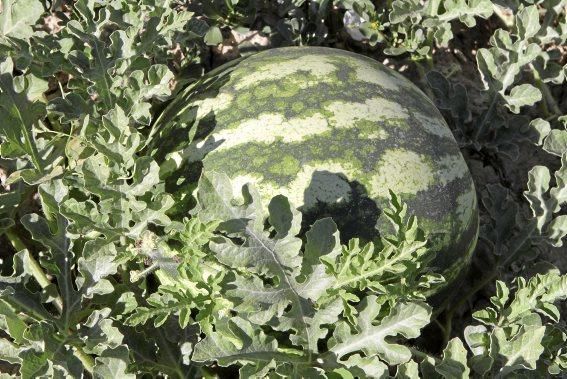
[153, 46, 479, 289]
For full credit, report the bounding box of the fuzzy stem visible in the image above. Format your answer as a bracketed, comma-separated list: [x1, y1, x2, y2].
[73, 345, 95, 373]
[440, 313, 453, 347]
[5, 230, 94, 374]
[426, 0, 442, 17]
[157, 329, 185, 379]
[5, 228, 26, 251]
[409, 346, 440, 364]
[130, 262, 160, 282]
[473, 91, 499, 141]
[413, 60, 435, 99]
[434, 318, 451, 347]
[5, 228, 64, 313]
[531, 65, 561, 118]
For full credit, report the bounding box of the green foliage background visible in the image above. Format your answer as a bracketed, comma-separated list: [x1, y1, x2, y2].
[0, 0, 566, 377]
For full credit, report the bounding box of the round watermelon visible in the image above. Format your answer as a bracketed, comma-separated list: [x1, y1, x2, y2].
[153, 46, 479, 286]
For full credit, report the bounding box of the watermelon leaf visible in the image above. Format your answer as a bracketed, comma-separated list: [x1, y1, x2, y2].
[435, 338, 470, 379]
[195, 171, 339, 355]
[192, 317, 290, 376]
[504, 84, 542, 114]
[323, 190, 444, 305]
[189, 171, 439, 375]
[460, 271, 567, 377]
[524, 154, 567, 247]
[382, 0, 493, 57]
[0, 59, 49, 176]
[327, 296, 431, 365]
[0, 0, 44, 42]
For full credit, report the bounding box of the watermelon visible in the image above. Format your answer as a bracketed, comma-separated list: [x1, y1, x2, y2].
[152, 46, 479, 286]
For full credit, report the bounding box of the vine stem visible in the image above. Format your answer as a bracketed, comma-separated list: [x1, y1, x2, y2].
[5, 228, 64, 313]
[409, 346, 440, 365]
[426, 0, 442, 17]
[130, 261, 160, 282]
[413, 59, 435, 99]
[473, 91, 499, 141]
[531, 64, 561, 118]
[73, 345, 95, 374]
[5, 227, 96, 373]
[157, 329, 186, 379]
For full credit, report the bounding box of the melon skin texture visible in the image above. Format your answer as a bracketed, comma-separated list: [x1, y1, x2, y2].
[157, 46, 479, 287]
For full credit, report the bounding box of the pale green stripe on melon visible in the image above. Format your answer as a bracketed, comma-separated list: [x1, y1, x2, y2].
[200, 95, 404, 153]
[194, 92, 234, 119]
[355, 60, 400, 91]
[353, 60, 407, 91]
[369, 148, 435, 198]
[203, 136, 468, 196]
[202, 123, 469, 198]
[436, 153, 471, 186]
[198, 113, 331, 152]
[199, 52, 459, 147]
[232, 54, 340, 90]
[325, 97, 408, 129]
[455, 184, 477, 233]
[229, 173, 282, 204]
[285, 162, 360, 209]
